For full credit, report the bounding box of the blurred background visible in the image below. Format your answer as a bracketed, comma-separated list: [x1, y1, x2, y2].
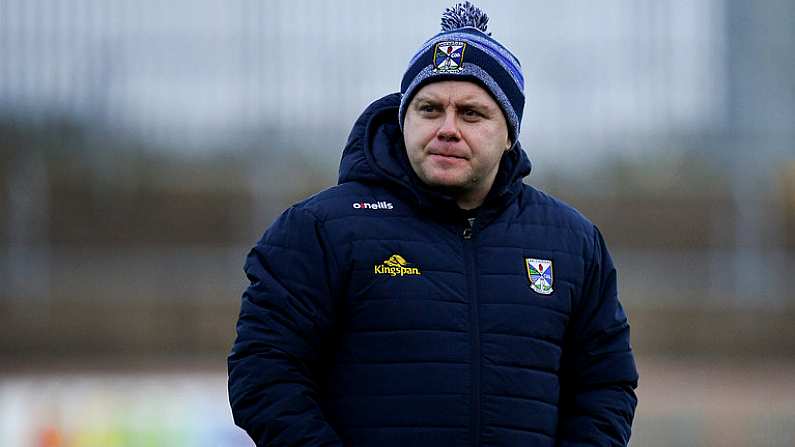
[1, 0, 794, 445]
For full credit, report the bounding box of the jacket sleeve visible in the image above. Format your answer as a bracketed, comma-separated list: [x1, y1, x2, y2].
[228, 206, 344, 447]
[557, 226, 639, 447]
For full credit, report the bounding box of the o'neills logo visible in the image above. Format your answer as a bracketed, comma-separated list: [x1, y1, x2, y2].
[353, 201, 394, 210]
[374, 254, 421, 277]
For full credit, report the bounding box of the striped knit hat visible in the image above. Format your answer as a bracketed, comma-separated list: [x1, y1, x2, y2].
[399, 1, 525, 142]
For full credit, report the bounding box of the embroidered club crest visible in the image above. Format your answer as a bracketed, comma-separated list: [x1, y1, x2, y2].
[433, 41, 467, 73]
[525, 258, 554, 295]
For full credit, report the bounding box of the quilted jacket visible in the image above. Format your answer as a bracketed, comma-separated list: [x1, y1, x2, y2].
[228, 93, 638, 447]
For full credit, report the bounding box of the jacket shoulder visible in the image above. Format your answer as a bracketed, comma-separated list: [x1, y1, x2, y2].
[289, 181, 398, 223]
[517, 184, 597, 239]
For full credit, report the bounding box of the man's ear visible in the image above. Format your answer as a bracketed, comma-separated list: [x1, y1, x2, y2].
[505, 138, 513, 151]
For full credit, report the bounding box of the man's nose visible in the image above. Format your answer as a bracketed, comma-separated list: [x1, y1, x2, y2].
[436, 109, 461, 141]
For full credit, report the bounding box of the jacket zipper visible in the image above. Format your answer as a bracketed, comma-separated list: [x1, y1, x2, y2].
[463, 217, 480, 446]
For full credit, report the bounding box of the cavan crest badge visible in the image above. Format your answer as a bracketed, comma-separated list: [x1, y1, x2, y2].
[433, 41, 467, 73]
[525, 258, 554, 295]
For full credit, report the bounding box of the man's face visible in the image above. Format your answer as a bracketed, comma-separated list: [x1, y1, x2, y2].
[403, 80, 511, 208]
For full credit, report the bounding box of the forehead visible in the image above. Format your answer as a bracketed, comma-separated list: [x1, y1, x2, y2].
[412, 80, 498, 107]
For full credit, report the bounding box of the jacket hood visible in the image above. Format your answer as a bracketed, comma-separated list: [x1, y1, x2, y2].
[338, 92, 532, 211]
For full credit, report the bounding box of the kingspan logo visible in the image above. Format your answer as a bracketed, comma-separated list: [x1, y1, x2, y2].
[374, 254, 421, 277]
[353, 201, 394, 210]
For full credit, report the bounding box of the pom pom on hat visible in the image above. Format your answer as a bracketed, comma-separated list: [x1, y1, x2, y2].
[441, 1, 491, 35]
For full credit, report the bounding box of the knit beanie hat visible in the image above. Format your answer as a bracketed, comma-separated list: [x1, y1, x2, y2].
[399, 1, 525, 143]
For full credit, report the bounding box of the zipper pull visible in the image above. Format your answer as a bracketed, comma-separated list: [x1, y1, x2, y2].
[463, 217, 475, 239]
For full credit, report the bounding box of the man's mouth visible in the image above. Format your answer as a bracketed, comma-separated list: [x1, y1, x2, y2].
[429, 153, 466, 164]
[428, 149, 467, 160]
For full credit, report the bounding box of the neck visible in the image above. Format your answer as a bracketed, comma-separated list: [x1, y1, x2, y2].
[457, 201, 480, 210]
[456, 168, 501, 210]
[456, 188, 489, 210]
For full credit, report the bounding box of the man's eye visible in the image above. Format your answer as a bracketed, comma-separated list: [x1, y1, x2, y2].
[419, 104, 436, 113]
[463, 109, 481, 118]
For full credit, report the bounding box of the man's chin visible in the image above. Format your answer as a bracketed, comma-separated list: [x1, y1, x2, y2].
[421, 176, 474, 198]
[422, 175, 469, 190]
[420, 167, 472, 186]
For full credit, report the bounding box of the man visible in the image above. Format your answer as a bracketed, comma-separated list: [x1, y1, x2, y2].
[228, 2, 638, 446]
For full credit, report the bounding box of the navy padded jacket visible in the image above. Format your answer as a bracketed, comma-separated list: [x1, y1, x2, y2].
[228, 93, 638, 447]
